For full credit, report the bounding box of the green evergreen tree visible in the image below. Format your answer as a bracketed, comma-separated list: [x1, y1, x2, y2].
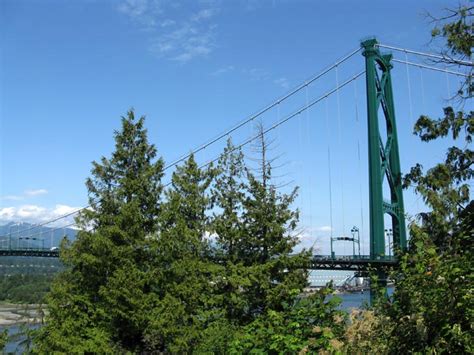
[239, 126, 310, 318]
[212, 138, 246, 263]
[210, 139, 250, 322]
[35, 110, 164, 352]
[143, 154, 222, 352]
[212, 129, 311, 326]
[210, 129, 344, 353]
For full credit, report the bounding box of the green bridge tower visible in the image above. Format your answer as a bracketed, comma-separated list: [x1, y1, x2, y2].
[361, 39, 407, 262]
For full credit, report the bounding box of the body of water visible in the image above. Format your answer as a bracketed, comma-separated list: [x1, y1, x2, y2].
[336, 286, 394, 310]
[0, 324, 39, 353]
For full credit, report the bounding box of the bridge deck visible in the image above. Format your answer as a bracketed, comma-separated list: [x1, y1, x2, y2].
[309, 255, 397, 271]
[0, 249, 60, 258]
[0, 250, 397, 272]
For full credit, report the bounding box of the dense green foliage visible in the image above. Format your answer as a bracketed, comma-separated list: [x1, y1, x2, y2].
[229, 288, 346, 353]
[430, 5, 473, 99]
[0, 330, 7, 352]
[142, 154, 221, 353]
[33, 112, 340, 353]
[211, 136, 310, 325]
[35, 111, 165, 352]
[0, 275, 54, 304]
[0, 258, 59, 306]
[380, 210, 472, 353]
[0, 257, 62, 277]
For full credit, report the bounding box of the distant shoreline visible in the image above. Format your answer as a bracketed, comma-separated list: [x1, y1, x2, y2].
[0, 303, 44, 326]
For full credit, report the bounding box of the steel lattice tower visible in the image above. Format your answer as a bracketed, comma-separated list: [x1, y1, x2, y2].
[362, 38, 407, 260]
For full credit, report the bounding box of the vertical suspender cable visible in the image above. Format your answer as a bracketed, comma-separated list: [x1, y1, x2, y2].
[417, 67, 426, 214]
[325, 98, 334, 242]
[277, 103, 281, 144]
[419, 67, 426, 112]
[445, 65, 452, 100]
[305, 85, 314, 240]
[248, 116, 253, 145]
[298, 85, 306, 222]
[354, 80, 365, 256]
[404, 50, 414, 126]
[28, 224, 34, 240]
[336, 66, 346, 248]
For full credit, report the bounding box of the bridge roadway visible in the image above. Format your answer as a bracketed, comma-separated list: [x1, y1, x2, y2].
[0, 248, 60, 258]
[0, 249, 397, 271]
[309, 255, 397, 271]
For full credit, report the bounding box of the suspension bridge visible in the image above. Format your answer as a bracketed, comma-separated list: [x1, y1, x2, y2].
[1, 39, 470, 278]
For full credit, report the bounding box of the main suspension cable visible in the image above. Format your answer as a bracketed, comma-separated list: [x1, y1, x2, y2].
[16, 221, 78, 243]
[164, 47, 362, 171]
[378, 43, 474, 66]
[6, 67, 365, 239]
[392, 59, 471, 77]
[6, 207, 86, 237]
[175, 71, 366, 185]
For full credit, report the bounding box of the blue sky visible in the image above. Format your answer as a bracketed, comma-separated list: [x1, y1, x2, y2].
[1, 0, 470, 253]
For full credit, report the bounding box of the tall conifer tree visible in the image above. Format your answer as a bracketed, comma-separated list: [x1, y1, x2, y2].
[144, 155, 221, 353]
[212, 129, 310, 326]
[239, 126, 310, 317]
[212, 138, 246, 262]
[211, 139, 250, 322]
[36, 110, 164, 352]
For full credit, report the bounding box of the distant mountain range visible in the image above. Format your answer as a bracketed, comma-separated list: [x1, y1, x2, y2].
[0, 222, 78, 249]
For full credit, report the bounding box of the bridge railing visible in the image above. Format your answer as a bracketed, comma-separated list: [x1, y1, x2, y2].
[312, 254, 397, 262]
[0, 247, 57, 252]
[0, 247, 60, 258]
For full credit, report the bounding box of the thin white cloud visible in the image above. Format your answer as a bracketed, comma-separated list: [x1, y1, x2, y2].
[24, 189, 48, 197]
[292, 228, 321, 253]
[191, 8, 217, 22]
[0, 204, 81, 226]
[219, 66, 292, 91]
[211, 65, 235, 76]
[118, 0, 219, 63]
[16, 205, 47, 219]
[2, 195, 23, 201]
[273, 77, 290, 89]
[150, 18, 217, 63]
[1, 188, 48, 201]
[117, 0, 163, 28]
[316, 225, 333, 232]
[161, 19, 175, 27]
[242, 67, 271, 81]
[53, 204, 80, 216]
[244, 0, 266, 11]
[0, 207, 15, 220]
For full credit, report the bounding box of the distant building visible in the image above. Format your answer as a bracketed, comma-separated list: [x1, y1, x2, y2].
[307, 270, 354, 288]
